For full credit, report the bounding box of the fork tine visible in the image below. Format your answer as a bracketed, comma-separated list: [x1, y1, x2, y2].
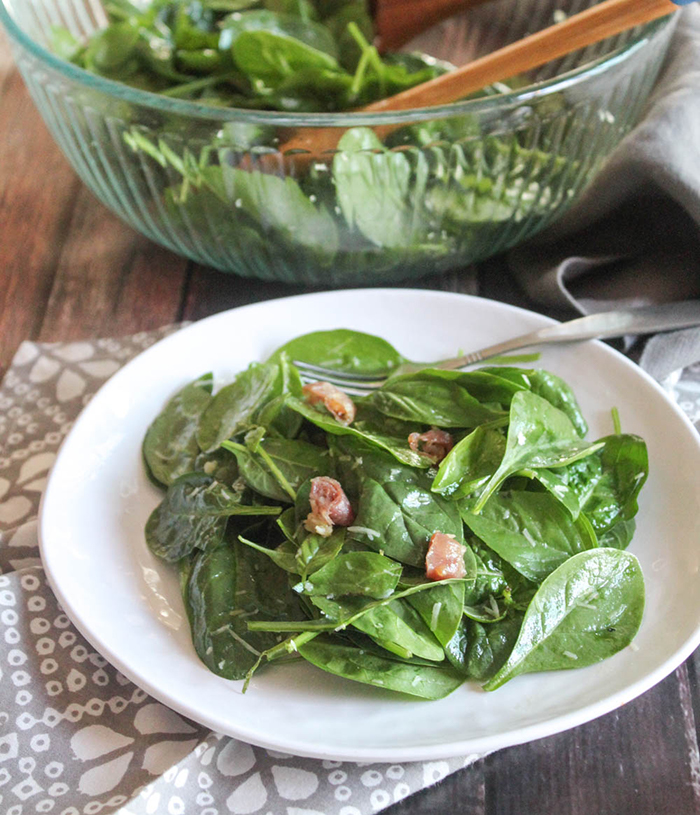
[293, 362, 387, 392]
[292, 360, 389, 383]
[298, 377, 374, 397]
[297, 373, 379, 395]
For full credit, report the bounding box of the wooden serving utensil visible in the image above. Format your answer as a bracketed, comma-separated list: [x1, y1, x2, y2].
[273, 0, 681, 160]
[366, 0, 682, 112]
[372, 0, 492, 52]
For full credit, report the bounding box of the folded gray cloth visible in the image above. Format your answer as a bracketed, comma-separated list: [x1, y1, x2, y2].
[508, 6, 700, 380]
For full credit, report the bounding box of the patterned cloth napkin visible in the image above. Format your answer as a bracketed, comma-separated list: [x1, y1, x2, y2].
[0, 328, 479, 815]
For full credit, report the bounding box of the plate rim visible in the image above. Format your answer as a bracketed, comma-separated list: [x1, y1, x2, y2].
[38, 287, 700, 762]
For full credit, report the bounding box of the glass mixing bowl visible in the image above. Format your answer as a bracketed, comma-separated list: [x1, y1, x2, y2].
[0, 0, 677, 285]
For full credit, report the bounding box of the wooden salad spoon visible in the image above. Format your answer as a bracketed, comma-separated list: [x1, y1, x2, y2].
[366, 0, 687, 112]
[372, 0, 492, 52]
[271, 0, 686, 161]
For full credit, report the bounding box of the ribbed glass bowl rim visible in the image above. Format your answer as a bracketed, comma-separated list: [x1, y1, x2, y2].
[0, 1, 674, 126]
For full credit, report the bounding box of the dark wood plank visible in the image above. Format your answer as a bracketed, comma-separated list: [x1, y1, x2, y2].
[482, 670, 699, 815]
[180, 262, 479, 323]
[0, 48, 81, 372]
[37, 186, 188, 342]
[0, 34, 187, 355]
[386, 758, 486, 815]
[181, 265, 312, 321]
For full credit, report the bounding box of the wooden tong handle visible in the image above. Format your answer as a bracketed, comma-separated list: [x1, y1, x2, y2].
[271, 0, 680, 161]
[365, 0, 679, 113]
[373, 0, 492, 52]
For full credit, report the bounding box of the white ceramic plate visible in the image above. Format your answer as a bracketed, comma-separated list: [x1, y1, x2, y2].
[39, 289, 700, 762]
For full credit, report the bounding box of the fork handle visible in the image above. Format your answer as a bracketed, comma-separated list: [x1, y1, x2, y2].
[437, 301, 700, 369]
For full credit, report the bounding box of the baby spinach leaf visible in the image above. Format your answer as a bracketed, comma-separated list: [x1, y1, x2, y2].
[197, 361, 281, 452]
[462, 491, 598, 584]
[580, 434, 649, 534]
[50, 25, 83, 61]
[200, 165, 340, 264]
[255, 354, 304, 438]
[407, 581, 466, 649]
[432, 426, 506, 499]
[83, 20, 142, 77]
[240, 526, 346, 579]
[297, 552, 401, 599]
[194, 447, 240, 486]
[463, 597, 508, 624]
[390, 368, 524, 407]
[598, 519, 636, 550]
[146, 473, 281, 562]
[518, 466, 586, 519]
[286, 396, 429, 468]
[269, 329, 404, 376]
[294, 528, 346, 578]
[330, 433, 428, 501]
[474, 391, 605, 512]
[232, 29, 339, 88]
[298, 637, 464, 699]
[223, 436, 329, 502]
[340, 630, 439, 667]
[239, 535, 298, 572]
[443, 617, 470, 674]
[333, 128, 414, 249]
[143, 373, 213, 487]
[313, 595, 445, 662]
[466, 615, 523, 681]
[527, 370, 589, 437]
[186, 536, 303, 680]
[351, 474, 464, 567]
[484, 548, 645, 690]
[479, 367, 588, 436]
[465, 543, 510, 605]
[366, 371, 506, 428]
[220, 9, 339, 60]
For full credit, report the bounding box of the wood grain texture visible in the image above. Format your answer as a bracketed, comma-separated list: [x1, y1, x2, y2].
[0, 43, 80, 374]
[1, 30, 699, 815]
[37, 186, 188, 342]
[374, 0, 489, 51]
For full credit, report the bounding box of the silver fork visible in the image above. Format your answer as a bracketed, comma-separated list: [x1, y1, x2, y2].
[293, 301, 700, 395]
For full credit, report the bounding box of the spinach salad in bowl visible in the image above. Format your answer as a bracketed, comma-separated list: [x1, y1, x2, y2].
[41, 0, 609, 283]
[141, 329, 648, 699]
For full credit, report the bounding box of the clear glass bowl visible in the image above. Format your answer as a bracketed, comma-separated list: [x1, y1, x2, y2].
[0, 0, 677, 285]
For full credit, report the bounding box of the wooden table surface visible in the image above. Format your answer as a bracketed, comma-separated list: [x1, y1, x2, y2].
[2, 28, 700, 815]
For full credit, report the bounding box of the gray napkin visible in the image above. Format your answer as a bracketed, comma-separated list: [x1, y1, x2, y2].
[508, 6, 700, 380]
[0, 331, 477, 815]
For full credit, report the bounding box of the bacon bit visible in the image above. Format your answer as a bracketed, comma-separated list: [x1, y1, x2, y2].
[302, 381, 356, 426]
[408, 428, 454, 463]
[425, 532, 467, 581]
[304, 477, 355, 537]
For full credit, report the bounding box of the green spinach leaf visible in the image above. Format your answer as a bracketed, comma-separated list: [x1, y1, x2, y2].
[484, 548, 645, 690]
[146, 473, 280, 562]
[296, 552, 401, 599]
[186, 536, 303, 679]
[298, 636, 464, 699]
[143, 373, 213, 487]
[462, 491, 598, 583]
[197, 361, 281, 452]
[351, 472, 465, 567]
[473, 391, 605, 512]
[270, 329, 404, 376]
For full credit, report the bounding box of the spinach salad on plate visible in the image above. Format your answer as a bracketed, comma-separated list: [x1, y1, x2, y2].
[141, 329, 648, 700]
